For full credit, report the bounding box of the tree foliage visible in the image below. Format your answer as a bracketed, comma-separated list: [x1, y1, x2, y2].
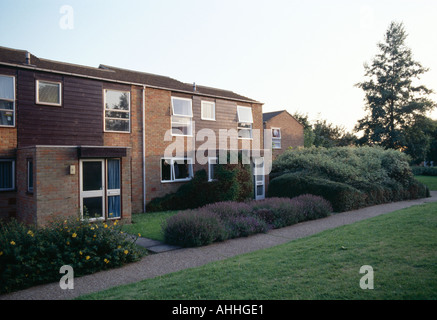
[355, 21, 436, 150]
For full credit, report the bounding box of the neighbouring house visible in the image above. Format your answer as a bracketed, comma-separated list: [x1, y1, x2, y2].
[263, 110, 304, 159]
[0, 46, 268, 226]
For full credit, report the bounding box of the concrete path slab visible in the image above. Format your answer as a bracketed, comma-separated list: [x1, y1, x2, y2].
[1, 191, 436, 300]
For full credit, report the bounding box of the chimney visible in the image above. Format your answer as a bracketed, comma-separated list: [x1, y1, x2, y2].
[193, 82, 196, 92]
[25, 51, 31, 65]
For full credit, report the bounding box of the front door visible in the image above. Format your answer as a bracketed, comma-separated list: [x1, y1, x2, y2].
[253, 157, 265, 200]
[80, 160, 105, 220]
[80, 159, 121, 220]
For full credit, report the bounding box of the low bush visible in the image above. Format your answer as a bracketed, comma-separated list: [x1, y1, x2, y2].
[162, 194, 333, 247]
[269, 146, 430, 211]
[0, 218, 145, 294]
[162, 209, 226, 247]
[267, 173, 364, 212]
[411, 166, 437, 176]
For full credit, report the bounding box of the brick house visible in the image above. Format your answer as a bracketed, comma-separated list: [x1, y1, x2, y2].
[263, 110, 304, 159]
[0, 46, 267, 226]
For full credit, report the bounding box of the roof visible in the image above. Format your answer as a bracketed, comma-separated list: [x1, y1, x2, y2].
[0, 46, 260, 104]
[263, 110, 304, 127]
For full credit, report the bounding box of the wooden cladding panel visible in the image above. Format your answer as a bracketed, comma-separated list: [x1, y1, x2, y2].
[17, 70, 104, 147]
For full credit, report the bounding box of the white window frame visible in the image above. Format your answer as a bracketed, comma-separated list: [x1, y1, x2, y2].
[237, 106, 253, 140]
[36, 80, 62, 106]
[171, 97, 193, 137]
[208, 157, 218, 182]
[104, 89, 131, 133]
[0, 75, 15, 127]
[272, 128, 282, 149]
[0, 159, 15, 191]
[160, 157, 193, 183]
[201, 101, 216, 121]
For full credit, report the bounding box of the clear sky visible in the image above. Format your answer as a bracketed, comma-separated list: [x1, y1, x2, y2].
[1, 0, 436, 131]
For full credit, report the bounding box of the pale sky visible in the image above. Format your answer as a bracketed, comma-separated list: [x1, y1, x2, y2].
[1, 0, 436, 131]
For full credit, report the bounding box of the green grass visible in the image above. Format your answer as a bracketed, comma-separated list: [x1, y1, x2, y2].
[78, 202, 437, 300]
[415, 175, 437, 191]
[122, 211, 177, 242]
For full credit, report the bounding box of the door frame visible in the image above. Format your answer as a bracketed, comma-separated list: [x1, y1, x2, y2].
[253, 157, 265, 200]
[80, 159, 106, 221]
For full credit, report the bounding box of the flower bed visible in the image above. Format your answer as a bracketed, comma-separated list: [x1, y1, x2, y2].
[162, 195, 332, 247]
[0, 218, 145, 294]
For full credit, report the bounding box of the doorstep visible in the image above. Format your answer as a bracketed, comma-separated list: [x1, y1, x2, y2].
[134, 236, 181, 254]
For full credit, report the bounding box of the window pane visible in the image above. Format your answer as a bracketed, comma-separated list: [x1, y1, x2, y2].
[174, 159, 190, 180]
[0, 110, 14, 126]
[0, 100, 14, 110]
[161, 159, 172, 181]
[28, 160, 33, 192]
[105, 111, 130, 119]
[172, 116, 192, 135]
[108, 196, 121, 219]
[272, 138, 281, 149]
[38, 81, 60, 104]
[106, 119, 129, 132]
[202, 102, 215, 120]
[83, 197, 103, 219]
[0, 76, 14, 100]
[108, 159, 120, 190]
[82, 161, 102, 191]
[105, 90, 130, 111]
[272, 128, 281, 138]
[237, 106, 253, 123]
[256, 185, 264, 196]
[238, 128, 252, 139]
[0, 161, 13, 190]
[172, 98, 192, 117]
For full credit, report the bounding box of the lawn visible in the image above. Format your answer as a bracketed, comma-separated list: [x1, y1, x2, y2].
[122, 211, 176, 242]
[78, 201, 437, 300]
[415, 175, 437, 191]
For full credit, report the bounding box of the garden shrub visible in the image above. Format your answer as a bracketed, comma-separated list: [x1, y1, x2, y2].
[146, 152, 253, 212]
[269, 146, 429, 211]
[267, 173, 364, 212]
[162, 209, 226, 247]
[411, 166, 437, 176]
[0, 218, 145, 294]
[161, 195, 333, 247]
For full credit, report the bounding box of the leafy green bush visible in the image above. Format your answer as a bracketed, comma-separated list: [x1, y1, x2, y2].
[0, 218, 145, 294]
[146, 152, 253, 212]
[269, 146, 429, 211]
[267, 173, 364, 212]
[411, 166, 437, 176]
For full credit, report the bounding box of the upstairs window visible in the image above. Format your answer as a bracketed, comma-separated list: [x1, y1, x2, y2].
[171, 97, 193, 136]
[237, 106, 253, 139]
[272, 128, 281, 149]
[0, 75, 15, 127]
[36, 80, 62, 106]
[201, 101, 215, 121]
[104, 89, 131, 133]
[0, 159, 15, 191]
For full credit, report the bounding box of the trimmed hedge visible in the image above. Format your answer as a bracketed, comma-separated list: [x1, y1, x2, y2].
[267, 173, 364, 212]
[268, 146, 430, 212]
[162, 195, 333, 247]
[411, 166, 437, 176]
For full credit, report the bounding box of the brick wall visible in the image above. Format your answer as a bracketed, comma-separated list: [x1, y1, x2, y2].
[264, 111, 304, 159]
[0, 127, 17, 220]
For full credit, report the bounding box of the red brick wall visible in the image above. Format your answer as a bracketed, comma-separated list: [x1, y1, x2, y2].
[265, 111, 304, 159]
[0, 128, 18, 220]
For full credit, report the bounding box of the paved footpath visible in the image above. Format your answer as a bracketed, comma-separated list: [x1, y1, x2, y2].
[2, 191, 436, 300]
